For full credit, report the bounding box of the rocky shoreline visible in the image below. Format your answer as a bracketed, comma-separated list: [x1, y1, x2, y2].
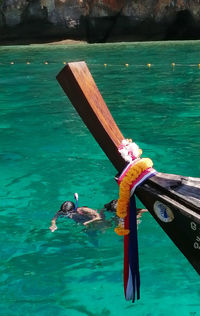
[0, 37, 87, 46]
[1, 0, 200, 45]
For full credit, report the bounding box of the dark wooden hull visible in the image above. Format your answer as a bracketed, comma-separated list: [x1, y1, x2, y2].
[137, 173, 200, 274]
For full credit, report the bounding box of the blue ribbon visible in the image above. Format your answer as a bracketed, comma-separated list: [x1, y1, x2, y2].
[128, 195, 140, 303]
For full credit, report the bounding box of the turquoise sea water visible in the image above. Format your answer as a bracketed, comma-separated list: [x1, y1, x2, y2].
[0, 41, 200, 316]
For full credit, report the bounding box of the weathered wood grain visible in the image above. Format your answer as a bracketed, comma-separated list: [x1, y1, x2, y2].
[56, 61, 126, 172]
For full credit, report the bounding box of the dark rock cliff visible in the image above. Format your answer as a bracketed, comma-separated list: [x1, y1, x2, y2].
[0, 0, 200, 43]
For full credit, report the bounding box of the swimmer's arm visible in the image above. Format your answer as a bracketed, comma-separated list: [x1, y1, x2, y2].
[83, 216, 101, 226]
[81, 208, 101, 226]
[49, 214, 59, 232]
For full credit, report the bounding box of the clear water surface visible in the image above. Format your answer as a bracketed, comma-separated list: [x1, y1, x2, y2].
[0, 40, 200, 316]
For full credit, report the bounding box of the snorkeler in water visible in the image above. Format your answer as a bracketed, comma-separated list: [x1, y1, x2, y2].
[49, 193, 102, 232]
[104, 199, 148, 223]
[49, 194, 148, 232]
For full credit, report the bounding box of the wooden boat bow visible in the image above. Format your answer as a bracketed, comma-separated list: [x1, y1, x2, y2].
[139, 173, 200, 274]
[56, 61, 200, 275]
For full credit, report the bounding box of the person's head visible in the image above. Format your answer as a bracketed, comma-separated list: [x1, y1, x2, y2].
[59, 201, 75, 216]
[104, 199, 118, 212]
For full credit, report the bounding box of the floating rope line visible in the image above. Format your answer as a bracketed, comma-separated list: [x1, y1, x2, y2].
[101, 63, 200, 68]
[3, 62, 200, 68]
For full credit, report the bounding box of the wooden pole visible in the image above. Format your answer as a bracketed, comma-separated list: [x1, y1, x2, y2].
[56, 61, 126, 173]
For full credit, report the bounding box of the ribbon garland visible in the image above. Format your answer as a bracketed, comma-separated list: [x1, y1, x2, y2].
[115, 139, 157, 302]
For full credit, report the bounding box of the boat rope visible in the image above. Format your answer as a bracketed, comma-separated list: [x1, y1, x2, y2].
[115, 139, 157, 303]
[0, 62, 200, 68]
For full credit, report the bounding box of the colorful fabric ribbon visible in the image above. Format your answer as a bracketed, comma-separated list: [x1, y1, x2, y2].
[122, 166, 156, 302]
[115, 141, 157, 302]
[124, 195, 140, 301]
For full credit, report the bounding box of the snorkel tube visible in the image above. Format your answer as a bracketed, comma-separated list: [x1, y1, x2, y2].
[74, 192, 79, 211]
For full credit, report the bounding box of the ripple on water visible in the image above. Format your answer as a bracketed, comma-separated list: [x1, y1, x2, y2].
[1, 42, 200, 315]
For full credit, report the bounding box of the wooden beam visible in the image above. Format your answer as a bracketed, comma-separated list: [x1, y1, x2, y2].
[56, 61, 126, 172]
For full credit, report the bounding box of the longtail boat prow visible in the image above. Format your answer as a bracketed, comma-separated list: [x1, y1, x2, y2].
[56, 61, 200, 285]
